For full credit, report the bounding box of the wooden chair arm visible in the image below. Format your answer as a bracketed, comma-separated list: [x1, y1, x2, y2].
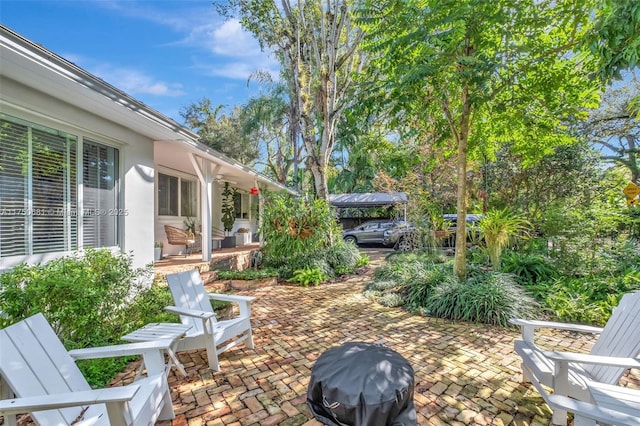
[0, 386, 138, 415]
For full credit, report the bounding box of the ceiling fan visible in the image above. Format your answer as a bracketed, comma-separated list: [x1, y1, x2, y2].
[215, 173, 237, 184]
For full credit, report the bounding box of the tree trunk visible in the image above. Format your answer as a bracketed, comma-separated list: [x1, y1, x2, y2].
[453, 85, 472, 281]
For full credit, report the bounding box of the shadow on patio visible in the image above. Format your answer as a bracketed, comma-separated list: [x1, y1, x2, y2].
[115, 248, 637, 425]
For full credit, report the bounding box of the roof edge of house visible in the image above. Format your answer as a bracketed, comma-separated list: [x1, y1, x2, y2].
[1, 24, 199, 141]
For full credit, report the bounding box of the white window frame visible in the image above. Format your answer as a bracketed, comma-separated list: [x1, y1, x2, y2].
[156, 168, 199, 220]
[78, 137, 121, 249]
[234, 191, 251, 220]
[0, 113, 123, 269]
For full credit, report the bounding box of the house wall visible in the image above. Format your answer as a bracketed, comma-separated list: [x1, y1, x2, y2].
[0, 76, 155, 270]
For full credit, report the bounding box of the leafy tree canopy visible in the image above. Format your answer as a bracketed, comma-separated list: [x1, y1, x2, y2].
[181, 98, 260, 165]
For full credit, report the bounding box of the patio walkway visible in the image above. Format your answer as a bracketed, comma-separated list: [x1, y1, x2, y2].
[113, 248, 636, 425]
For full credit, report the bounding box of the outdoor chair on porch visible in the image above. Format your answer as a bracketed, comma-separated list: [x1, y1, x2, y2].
[164, 224, 196, 257]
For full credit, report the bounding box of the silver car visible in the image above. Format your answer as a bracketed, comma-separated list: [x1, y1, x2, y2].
[342, 220, 407, 246]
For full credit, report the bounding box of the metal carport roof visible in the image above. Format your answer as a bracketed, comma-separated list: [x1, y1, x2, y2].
[329, 192, 407, 208]
[329, 192, 408, 222]
[329, 192, 408, 208]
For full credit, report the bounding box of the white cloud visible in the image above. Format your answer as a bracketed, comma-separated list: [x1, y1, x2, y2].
[211, 20, 263, 57]
[60, 51, 185, 97]
[99, 66, 185, 96]
[192, 54, 280, 82]
[94, 1, 280, 82]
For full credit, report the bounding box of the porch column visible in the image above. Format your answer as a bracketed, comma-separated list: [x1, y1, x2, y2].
[256, 179, 263, 245]
[189, 154, 215, 262]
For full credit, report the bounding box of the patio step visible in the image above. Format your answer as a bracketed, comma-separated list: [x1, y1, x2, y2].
[200, 270, 218, 284]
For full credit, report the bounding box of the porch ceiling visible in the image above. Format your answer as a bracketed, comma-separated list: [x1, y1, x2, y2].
[154, 140, 293, 193]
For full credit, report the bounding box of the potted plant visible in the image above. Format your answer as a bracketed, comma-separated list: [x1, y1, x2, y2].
[183, 216, 197, 238]
[221, 182, 237, 248]
[154, 242, 163, 261]
[430, 213, 454, 239]
[235, 227, 251, 246]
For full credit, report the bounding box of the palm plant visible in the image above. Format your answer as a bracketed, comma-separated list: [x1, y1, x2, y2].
[479, 208, 530, 270]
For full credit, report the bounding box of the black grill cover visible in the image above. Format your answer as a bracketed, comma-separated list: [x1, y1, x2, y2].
[307, 342, 416, 426]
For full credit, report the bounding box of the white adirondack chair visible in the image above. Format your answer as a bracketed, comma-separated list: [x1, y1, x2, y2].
[165, 269, 256, 371]
[510, 291, 640, 425]
[0, 313, 175, 426]
[530, 374, 640, 426]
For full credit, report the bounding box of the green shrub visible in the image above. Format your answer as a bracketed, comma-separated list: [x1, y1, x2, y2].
[122, 284, 179, 331]
[324, 239, 361, 274]
[290, 267, 328, 287]
[277, 251, 334, 280]
[405, 262, 456, 309]
[424, 272, 537, 327]
[260, 192, 341, 265]
[502, 251, 557, 285]
[356, 255, 371, 268]
[367, 280, 402, 292]
[0, 249, 152, 387]
[379, 292, 406, 307]
[385, 250, 447, 265]
[479, 208, 530, 270]
[536, 273, 640, 325]
[373, 260, 427, 286]
[217, 267, 279, 280]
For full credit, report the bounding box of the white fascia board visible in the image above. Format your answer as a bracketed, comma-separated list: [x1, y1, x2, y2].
[0, 25, 198, 143]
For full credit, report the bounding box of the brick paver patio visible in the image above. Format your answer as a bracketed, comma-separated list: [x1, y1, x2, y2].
[112, 249, 635, 426]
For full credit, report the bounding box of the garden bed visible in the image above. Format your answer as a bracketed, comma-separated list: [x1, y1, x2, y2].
[209, 277, 278, 291]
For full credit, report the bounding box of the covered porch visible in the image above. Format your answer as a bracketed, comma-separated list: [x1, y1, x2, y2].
[153, 140, 293, 261]
[153, 242, 260, 280]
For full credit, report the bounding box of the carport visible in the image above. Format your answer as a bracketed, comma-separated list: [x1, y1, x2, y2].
[329, 192, 408, 226]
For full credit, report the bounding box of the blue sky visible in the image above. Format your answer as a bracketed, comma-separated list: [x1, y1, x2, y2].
[1, 0, 279, 123]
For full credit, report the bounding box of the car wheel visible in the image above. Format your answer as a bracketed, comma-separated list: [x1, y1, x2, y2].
[344, 235, 357, 245]
[396, 237, 412, 251]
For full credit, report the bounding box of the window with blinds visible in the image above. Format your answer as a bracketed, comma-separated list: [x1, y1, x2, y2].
[0, 115, 120, 260]
[0, 117, 77, 257]
[83, 141, 119, 248]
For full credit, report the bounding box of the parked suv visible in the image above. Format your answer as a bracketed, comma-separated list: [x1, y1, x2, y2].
[342, 220, 408, 246]
[383, 214, 483, 251]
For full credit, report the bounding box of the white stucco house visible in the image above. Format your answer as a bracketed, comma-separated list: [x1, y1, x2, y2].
[0, 25, 293, 272]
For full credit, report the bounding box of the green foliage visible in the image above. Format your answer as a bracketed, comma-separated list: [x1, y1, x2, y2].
[260, 192, 341, 265]
[366, 252, 538, 326]
[367, 280, 402, 292]
[424, 272, 538, 327]
[366, 252, 451, 312]
[123, 284, 178, 330]
[216, 267, 279, 280]
[290, 267, 328, 287]
[356, 254, 371, 268]
[259, 191, 364, 282]
[587, 0, 640, 82]
[181, 98, 260, 164]
[0, 249, 152, 387]
[405, 262, 457, 310]
[379, 292, 406, 308]
[373, 259, 427, 285]
[277, 251, 334, 281]
[532, 272, 640, 326]
[221, 182, 238, 233]
[479, 208, 530, 270]
[501, 251, 557, 286]
[324, 239, 361, 275]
